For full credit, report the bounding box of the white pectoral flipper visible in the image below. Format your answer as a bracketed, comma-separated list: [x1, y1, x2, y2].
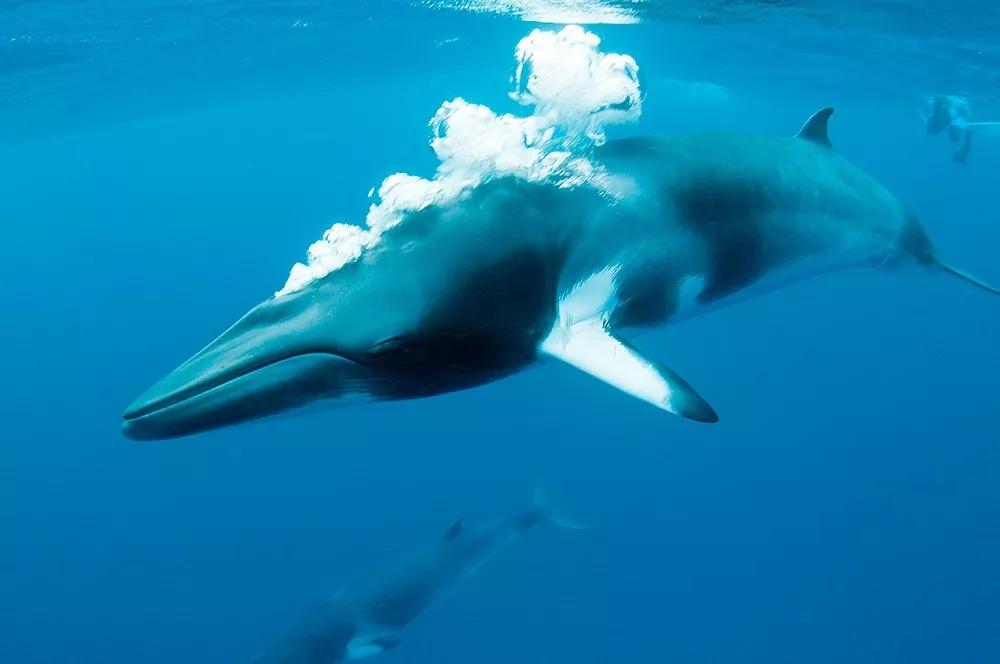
[540, 317, 718, 423]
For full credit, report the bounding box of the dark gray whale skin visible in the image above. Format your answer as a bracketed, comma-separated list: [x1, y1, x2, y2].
[122, 109, 997, 439]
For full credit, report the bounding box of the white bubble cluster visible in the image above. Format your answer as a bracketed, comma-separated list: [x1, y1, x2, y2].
[276, 26, 641, 298]
[511, 26, 640, 145]
[279, 224, 377, 297]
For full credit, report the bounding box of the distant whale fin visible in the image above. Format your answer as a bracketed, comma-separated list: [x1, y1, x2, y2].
[347, 636, 401, 659]
[796, 107, 835, 147]
[443, 518, 465, 541]
[371, 637, 401, 652]
[937, 261, 1000, 296]
[533, 485, 589, 531]
[540, 317, 718, 423]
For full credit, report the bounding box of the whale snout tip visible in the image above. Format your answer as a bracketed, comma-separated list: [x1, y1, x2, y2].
[120, 395, 179, 441]
[122, 392, 179, 440]
[121, 395, 150, 425]
[120, 413, 155, 441]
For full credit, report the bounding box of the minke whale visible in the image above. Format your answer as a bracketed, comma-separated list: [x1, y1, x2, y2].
[122, 109, 998, 439]
[252, 489, 583, 663]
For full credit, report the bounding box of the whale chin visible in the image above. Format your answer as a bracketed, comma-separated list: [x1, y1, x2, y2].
[122, 352, 372, 441]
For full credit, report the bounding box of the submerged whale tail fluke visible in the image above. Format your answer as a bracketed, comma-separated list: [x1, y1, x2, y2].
[937, 261, 1000, 296]
[532, 485, 590, 531]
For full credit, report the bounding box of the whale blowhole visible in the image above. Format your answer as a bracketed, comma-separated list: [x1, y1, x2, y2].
[275, 25, 642, 298]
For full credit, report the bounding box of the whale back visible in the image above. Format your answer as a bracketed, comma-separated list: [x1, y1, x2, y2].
[592, 129, 910, 324]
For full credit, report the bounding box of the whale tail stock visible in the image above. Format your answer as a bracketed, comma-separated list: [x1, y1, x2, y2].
[896, 212, 999, 297]
[936, 261, 1000, 296]
[531, 485, 590, 531]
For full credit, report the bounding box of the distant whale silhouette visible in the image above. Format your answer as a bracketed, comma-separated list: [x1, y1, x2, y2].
[122, 109, 998, 440]
[253, 489, 584, 663]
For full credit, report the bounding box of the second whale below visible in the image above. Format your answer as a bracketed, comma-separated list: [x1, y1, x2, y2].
[253, 489, 583, 663]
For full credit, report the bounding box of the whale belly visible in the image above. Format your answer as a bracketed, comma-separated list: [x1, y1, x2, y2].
[668, 243, 871, 322]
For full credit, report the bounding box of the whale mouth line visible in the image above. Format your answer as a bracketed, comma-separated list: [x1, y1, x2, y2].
[122, 350, 354, 422]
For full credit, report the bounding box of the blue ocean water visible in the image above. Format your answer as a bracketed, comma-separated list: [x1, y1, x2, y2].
[2, 2, 999, 662]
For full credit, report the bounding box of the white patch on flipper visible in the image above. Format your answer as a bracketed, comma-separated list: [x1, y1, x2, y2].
[556, 266, 621, 329]
[541, 317, 674, 410]
[540, 266, 717, 420]
[542, 267, 672, 411]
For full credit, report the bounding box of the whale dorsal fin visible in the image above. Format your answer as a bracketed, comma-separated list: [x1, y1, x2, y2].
[443, 518, 464, 541]
[796, 107, 835, 147]
[540, 317, 718, 423]
[347, 636, 401, 659]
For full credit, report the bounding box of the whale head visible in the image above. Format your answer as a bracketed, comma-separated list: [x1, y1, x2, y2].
[122, 183, 570, 440]
[123, 272, 392, 441]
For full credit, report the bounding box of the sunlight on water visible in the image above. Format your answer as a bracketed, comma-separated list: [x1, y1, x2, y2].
[421, 0, 643, 24]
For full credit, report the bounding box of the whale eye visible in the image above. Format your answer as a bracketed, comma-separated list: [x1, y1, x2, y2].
[371, 336, 408, 354]
[367, 335, 431, 365]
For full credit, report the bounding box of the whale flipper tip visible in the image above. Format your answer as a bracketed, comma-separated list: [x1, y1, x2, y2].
[540, 318, 718, 423]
